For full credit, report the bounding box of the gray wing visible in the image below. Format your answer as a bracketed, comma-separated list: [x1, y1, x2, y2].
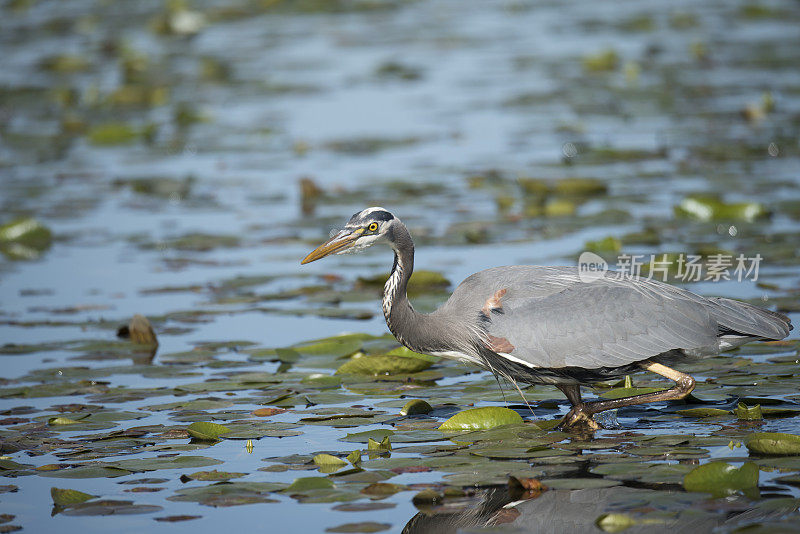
[484, 282, 720, 369]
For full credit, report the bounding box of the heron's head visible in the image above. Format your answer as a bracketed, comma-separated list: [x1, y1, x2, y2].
[301, 207, 396, 264]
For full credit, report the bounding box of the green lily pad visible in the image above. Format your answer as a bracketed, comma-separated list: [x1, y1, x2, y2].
[185, 470, 245, 481]
[746, 432, 800, 455]
[51, 487, 95, 506]
[683, 461, 759, 496]
[368, 436, 392, 451]
[187, 422, 231, 441]
[438, 407, 523, 431]
[596, 513, 637, 533]
[734, 403, 763, 420]
[336, 354, 433, 376]
[284, 476, 335, 493]
[676, 408, 732, 418]
[400, 399, 432, 416]
[675, 195, 769, 222]
[599, 387, 663, 400]
[313, 454, 348, 472]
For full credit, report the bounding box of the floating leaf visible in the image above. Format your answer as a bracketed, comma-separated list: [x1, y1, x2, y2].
[336, 355, 432, 376]
[400, 399, 432, 416]
[325, 521, 392, 533]
[683, 461, 759, 496]
[676, 408, 732, 418]
[340, 429, 394, 444]
[185, 470, 245, 482]
[368, 436, 391, 451]
[599, 387, 663, 400]
[746, 432, 800, 455]
[187, 422, 231, 441]
[284, 477, 335, 493]
[675, 195, 769, 222]
[50, 487, 95, 506]
[734, 403, 763, 420]
[346, 451, 361, 467]
[313, 454, 348, 470]
[596, 513, 637, 533]
[48, 417, 80, 426]
[438, 407, 523, 431]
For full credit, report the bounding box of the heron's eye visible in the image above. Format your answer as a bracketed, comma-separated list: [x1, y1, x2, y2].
[367, 222, 379, 233]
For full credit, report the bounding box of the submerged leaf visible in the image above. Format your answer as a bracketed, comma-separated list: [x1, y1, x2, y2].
[438, 407, 523, 431]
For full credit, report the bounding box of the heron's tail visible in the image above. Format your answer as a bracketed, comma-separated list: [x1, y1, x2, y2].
[708, 297, 792, 340]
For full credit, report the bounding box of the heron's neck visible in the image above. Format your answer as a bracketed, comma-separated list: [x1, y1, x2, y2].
[382, 222, 422, 350]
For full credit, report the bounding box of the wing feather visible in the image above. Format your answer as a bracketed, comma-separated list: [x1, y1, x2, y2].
[485, 283, 719, 369]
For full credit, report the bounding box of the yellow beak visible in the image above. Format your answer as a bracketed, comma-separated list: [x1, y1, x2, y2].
[300, 229, 362, 264]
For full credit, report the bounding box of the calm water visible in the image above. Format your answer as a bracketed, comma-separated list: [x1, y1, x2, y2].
[1, 0, 800, 532]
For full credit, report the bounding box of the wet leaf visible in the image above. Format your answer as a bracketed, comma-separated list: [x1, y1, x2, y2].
[599, 387, 663, 400]
[596, 513, 637, 533]
[61, 499, 163, 516]
[340, 429, 394, 444]
[336, 354, 432, 376]
[683, 461, 759, 496]
[346, 450, 361, 466]
[50, 487, 95, 506]
[313, 454, 348, 470]
[438, 407, 523, 431]
[284, 476, 334, 493]
[368, 436, 391, 451]
[746, 432, 800, 455]
[400, 399, 432, 416]
[48, 417, 81, 426]
[185, 470, 245, 481]
[734, 403, 763, 420]
[187, 422, 231, 441]
[676, 408, 732, 418]
[675, 195, 769, 222]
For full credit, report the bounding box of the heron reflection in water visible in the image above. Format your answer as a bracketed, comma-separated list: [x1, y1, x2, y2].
[302, 208, 792, 430]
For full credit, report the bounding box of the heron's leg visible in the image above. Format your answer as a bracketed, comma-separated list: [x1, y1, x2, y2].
[555, 384, 600, 431]
[582, 362, 695, 416]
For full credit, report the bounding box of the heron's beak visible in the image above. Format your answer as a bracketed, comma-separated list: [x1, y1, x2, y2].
[300, 228, 362, 264]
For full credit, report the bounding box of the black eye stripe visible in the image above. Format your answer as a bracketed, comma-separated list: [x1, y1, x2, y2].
[369, 210, 394, 222]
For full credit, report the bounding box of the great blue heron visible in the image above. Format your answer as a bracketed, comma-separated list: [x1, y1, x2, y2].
[301, 207, 793, 430]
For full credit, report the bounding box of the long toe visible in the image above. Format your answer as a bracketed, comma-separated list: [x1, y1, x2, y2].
[557, 407, 602, 432]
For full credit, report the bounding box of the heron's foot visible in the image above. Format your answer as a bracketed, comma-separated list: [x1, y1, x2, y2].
[557, 405, 601, 432]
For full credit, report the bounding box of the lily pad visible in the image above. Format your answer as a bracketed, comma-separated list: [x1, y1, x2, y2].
[284, 476, 335, 493]
[51, 487, 95, 506]
[336, 354, 433, 376]
[313, 454, 348, 472]
[746, 432, 800, 455]
[400, 399, 433, 416]
[187, 422, 231, 441]
[683, 461, 759, 496]
[676, 408, 732, 418]
[438, 407, 523, 431]
[734, 403, 763, 420]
